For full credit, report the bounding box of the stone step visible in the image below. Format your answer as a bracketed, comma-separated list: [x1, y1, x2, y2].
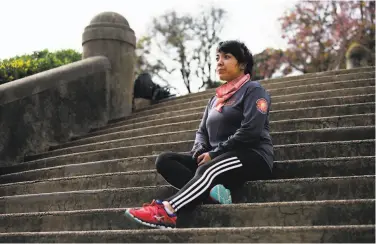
[132, 82, 375, 119]
[268, 78, 374, 95]
[259, 66, 374, 82]
[93, 102, 375, 130]
[27, 126, 375, 161]
[13, 140, 375, 173]
[0, 175, 373, 213]
[153, 68, 375, 108]
[0, 199, 373, 232]
[251, 66, 374, 83]
[56, 113, 375, 150]
[70, 101, 375, 147]
[1, 156, 375, 195]
[0, 225, 374, 243]
[112, 93, 376, 124]
[152, 74, 375, 112]
[86, 102, 375, 140]
[0, 156, 373, 184]
[94, 86, 374, 132]
[127, 78, 375, 122]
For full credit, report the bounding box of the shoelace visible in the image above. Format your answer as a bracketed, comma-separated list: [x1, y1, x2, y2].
[142, 200, 162, 215]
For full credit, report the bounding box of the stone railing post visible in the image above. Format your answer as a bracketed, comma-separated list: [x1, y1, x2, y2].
[82, 12, 136, 120]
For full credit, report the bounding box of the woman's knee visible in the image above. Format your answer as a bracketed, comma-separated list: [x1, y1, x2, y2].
[155, 152, 174, 173]
[194, 164, 208, 177]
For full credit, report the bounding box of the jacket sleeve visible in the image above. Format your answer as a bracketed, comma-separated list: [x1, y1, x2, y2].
[191, 97, 214, 154]
[209, 87, 270, 159]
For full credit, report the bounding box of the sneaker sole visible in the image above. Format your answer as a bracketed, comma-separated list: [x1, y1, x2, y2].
[124, 209, 176, 229]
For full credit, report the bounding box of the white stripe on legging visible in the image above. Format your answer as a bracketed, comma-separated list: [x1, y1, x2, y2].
[169, 156, 238, 206]
[173, 163, 243, 211]
[170, 157, 241, 208]
[171, 160, 241, 208]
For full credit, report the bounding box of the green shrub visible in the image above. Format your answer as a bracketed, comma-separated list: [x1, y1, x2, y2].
[0, 49, 81, 85]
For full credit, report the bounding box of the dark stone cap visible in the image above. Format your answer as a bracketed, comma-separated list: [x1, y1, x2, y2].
[90, 12, 130, 26]
[82, 12, 136, 47]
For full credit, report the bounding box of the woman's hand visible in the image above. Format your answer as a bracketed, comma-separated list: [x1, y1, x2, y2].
[197, 153, 211, 166]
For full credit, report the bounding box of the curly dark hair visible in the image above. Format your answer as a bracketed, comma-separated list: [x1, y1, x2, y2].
[216, 40, 254, 76]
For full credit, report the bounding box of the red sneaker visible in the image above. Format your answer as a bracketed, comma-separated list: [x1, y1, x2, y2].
[124, 200, 177, 229]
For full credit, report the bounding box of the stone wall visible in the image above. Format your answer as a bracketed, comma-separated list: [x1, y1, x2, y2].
[0, 56, 111, 166]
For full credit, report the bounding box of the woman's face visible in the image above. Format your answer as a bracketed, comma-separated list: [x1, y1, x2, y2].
[216, 51, 244, 82]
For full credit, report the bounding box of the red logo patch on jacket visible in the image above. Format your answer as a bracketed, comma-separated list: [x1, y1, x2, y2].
[256, 98, 268, 114]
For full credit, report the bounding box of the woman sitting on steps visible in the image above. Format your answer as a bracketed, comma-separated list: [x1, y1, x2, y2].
[125, 40, 274, 229]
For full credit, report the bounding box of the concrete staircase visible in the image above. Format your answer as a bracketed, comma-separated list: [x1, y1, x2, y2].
[0, 67, 374, 242]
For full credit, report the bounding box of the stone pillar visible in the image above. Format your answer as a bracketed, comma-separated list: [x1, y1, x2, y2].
[82, 12, 136, 120]
[345, 42, 373, 69]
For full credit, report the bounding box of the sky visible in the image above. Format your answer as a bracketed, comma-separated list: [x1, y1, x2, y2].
[0, 0, 299, 94]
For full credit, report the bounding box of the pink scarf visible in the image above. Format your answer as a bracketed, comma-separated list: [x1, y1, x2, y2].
[215, 73, 250, 112]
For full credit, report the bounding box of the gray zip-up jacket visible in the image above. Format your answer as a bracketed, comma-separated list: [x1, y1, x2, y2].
[191, 80, 274, 170]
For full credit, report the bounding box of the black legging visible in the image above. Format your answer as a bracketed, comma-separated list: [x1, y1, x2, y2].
[155, 149, 272, 212]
